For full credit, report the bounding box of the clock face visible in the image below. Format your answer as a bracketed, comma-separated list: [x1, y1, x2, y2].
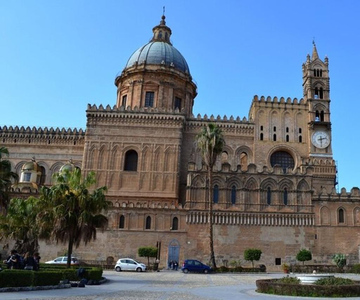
[312, 131, 330, 149]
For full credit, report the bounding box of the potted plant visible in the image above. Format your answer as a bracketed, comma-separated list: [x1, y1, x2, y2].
[282, 263, 290, 273]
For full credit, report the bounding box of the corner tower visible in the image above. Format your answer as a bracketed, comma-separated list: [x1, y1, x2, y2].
[115, 14, 197, 117]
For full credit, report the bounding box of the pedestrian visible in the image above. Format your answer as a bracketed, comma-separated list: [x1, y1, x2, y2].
[33, 252, 41, 271]
[174, 261, 178, 271]
[24, 252, 36, 270]
[3, 249, 20, 269]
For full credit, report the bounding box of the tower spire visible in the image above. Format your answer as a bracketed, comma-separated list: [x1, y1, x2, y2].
[312, 40, 319, 61]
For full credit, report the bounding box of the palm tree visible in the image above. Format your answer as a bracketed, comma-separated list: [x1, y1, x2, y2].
[195, 123, 225, 269]
[0, 196, 40, 254]
[38, 168, 110, 268]
[0, 147, 18, 211]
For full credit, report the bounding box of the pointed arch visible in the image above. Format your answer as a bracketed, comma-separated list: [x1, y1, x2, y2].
[164, 146, 173, 172]
[337, 207, 346, 224]
[320, 206, 330, 225]
[111, 145, 121, 170]
[142, 146, 151, 171]
[98, 145, 107, 169]
[153, 146, 162, 171]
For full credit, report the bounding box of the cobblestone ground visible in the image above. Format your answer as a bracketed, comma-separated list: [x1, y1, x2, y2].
[41, 271, 275, 300]
[4, 271, 360, 300]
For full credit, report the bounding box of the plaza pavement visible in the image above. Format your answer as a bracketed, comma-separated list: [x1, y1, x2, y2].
[2, 270, 360, 300]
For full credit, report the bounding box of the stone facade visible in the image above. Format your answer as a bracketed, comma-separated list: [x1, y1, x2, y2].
[1, 15, 360, 271]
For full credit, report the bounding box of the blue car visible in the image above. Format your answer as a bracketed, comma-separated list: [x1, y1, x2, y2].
[181, 259, 212, 274]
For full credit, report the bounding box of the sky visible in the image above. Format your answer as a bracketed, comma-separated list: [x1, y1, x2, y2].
[1, 0, 359, 191]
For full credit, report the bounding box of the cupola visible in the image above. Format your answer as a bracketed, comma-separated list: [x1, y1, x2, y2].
[114, 14, 197, 117]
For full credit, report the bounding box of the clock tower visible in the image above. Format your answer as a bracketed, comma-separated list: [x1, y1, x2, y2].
[303, 42, 337, 192]
[303, 42, 332, 158]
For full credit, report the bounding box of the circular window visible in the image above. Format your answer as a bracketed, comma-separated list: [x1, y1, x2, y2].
[270, 151, 294, 170]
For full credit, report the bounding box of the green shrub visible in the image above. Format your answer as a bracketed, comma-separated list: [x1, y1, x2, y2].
[315, 277, 355, 286]
[296, 249, 312, 265]
[0, 270, 34, 287]
[216, 266, 229, 273]
[32, 271, 64, 286]
[276, 276, 300, 284]
[351, 264, 360, 273]
[87, 267, 103, 280]
[0, 267, 103, 288]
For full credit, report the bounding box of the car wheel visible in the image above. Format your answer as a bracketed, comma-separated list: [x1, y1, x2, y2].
[204, 269, 209, 274]
[183, 268, 189, 273]
[115, 266, 121, 272]
[136, 267, 142, 272]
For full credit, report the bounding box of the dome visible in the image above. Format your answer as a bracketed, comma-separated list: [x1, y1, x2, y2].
[122, 15, 190, 75]
[22, 160, 40, 172]
[125, 42, 190, 74]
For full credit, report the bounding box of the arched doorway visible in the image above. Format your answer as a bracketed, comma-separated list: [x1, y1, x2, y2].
[167, 239, 180, 269]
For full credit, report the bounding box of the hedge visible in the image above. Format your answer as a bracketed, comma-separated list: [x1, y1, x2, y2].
[0, 267, 103, 288]
[256, 279, 360, 297]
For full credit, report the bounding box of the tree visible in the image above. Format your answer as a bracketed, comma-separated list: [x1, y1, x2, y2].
[0, 196, 40, 254]
[0, 147, 18, 210]
[38, 168, 110, 268]
[138, 246, 158, 267]
[244, 248, 262, 269]
[195, 123, 225, 269]
[332, 253, 346, 270]
[296, 249, 312, 265]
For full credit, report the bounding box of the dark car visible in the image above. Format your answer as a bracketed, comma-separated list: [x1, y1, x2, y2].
[181, 259, 212, 274]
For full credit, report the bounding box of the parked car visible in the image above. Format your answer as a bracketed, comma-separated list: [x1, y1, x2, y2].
[114, 258, 146, 272]
[45, 256, 79, 265]
[181, 259, 212, 274]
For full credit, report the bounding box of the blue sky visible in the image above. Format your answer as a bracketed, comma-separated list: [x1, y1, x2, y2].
[1, 0, 359, 191]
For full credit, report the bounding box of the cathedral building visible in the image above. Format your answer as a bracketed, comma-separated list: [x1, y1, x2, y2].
[2, 15, 360, 270]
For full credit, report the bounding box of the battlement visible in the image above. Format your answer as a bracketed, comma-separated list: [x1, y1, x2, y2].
[252, 95, 306, 105]
[188, 113, 250, 123]
[0, 125, 85, 146]
[87, 103, 186, 115]
[0, 125, 85, 136]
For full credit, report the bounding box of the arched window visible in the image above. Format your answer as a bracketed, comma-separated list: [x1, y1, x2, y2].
[270, 151, 295, 172]
[299, 135, 302, 143]
[240, 152, 248, 171]
[283, 188, 288, 205]
[260, 133, 264, 140]
[273, 134, 276, 141]
[315, 87, 319, 98]
[39, 166, 46, 185]
[145, 216, 151, 229]
[320, 87, 324, 99]
[286, 135, 289, 142]
[124, 150, 138, 171]
[172, 217, 178, 230]
[122, 95, 127, 107]
[174, 97, 181, 110]
[213, 185, 219, 203]
[267, 187, 271, 205]
[338, 208, 345, 223]
[158, 31, 162, 39]
[119, 215, 125, 229]
[320, 110, 325, 122]
[231, 185, 236, 205]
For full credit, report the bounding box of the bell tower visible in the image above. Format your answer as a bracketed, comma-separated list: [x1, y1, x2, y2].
[303, 42, 332, 158]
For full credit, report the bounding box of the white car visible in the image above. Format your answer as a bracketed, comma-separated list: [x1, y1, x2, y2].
[114, 258, 146, 272]
[45, 256, 79, 265]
